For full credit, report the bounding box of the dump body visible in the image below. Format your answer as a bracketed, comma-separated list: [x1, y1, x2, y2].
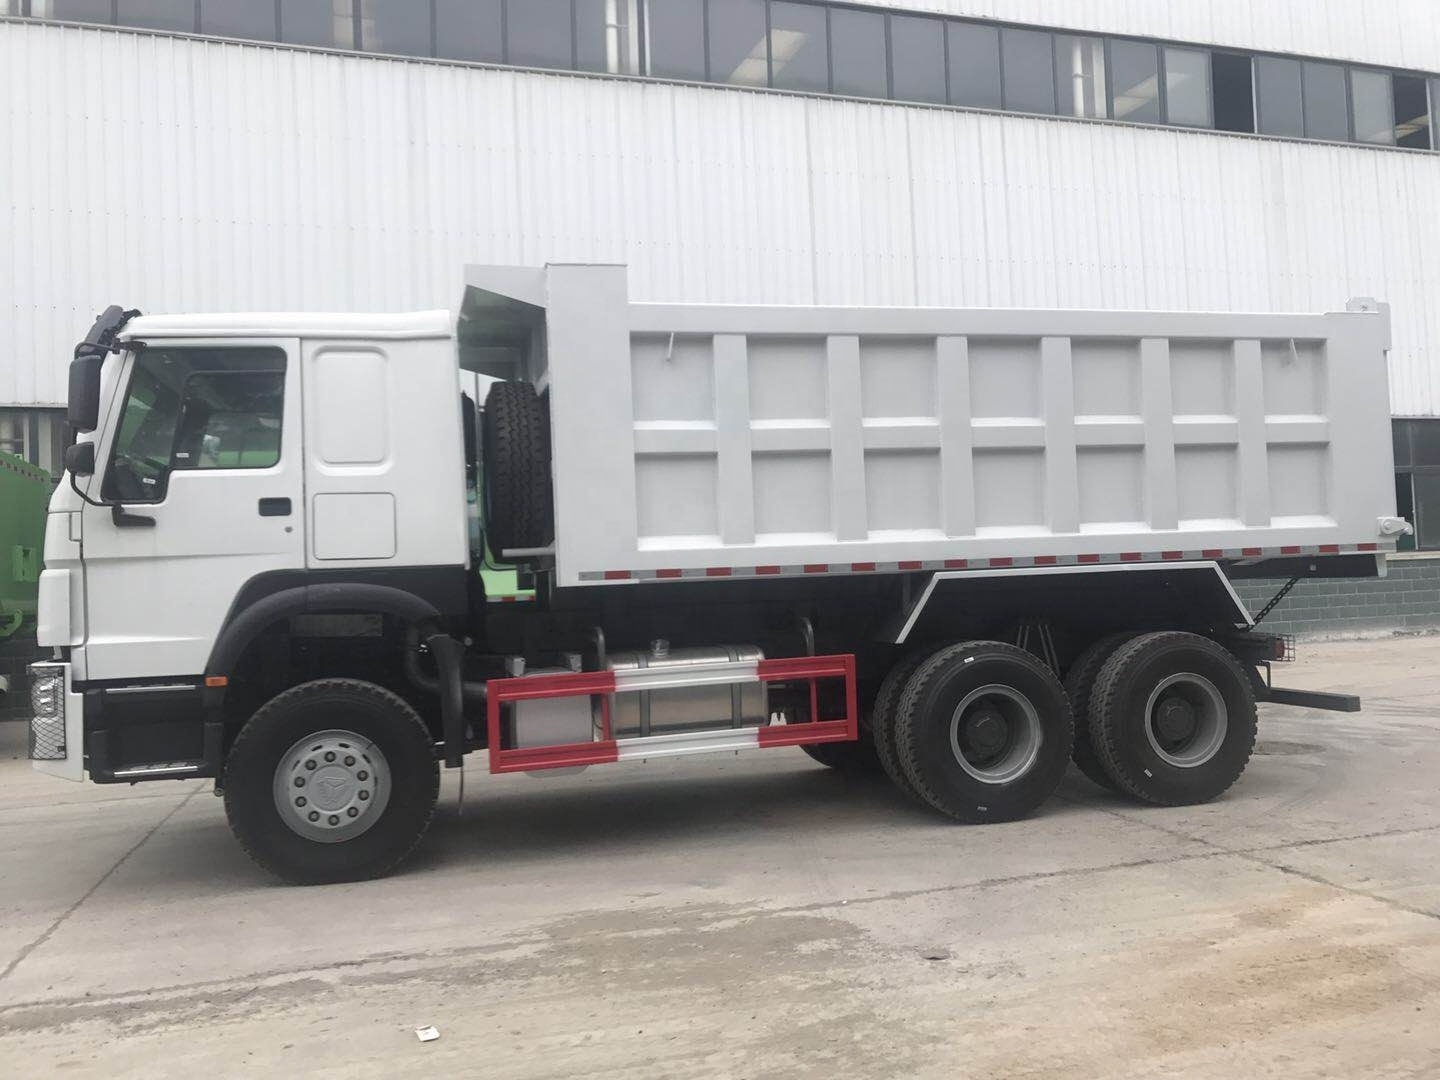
[463, 266, 1400, 589]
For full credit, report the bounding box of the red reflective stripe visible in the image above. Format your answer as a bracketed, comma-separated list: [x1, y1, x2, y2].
[1033, 555, 1057, 565]
[1161, 550, 1184, 560]
[851, 562, 877, 572]
[899, 560, 922, 570]
[989, 557, 1013, 568]
[1078, 553, 1100, 564]
[1202, 549, 1223, 559]
[656, 568, 683, 579]
[757, 654, 853, 680]
[493, 742, 619, 774]
[1120, 552, 1142, 562]
[943, 559, 967, 569]
[705, 567, 732, 577]
[603, 570, 631, 580]
[1357, 542, 1378, 552]
[757, 720, 853, 748]
[1242, 547, 1263, 557]
[1280, 545, 1302, 555]
[756, 565, 782, 575]
[1319, 544, 1340, 554]
[804, 564, 828, 574]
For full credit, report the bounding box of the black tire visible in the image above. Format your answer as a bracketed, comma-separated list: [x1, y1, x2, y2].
[1089, 632, 1257, 806]
[223, 679, 440, 885]
[871, 651, 930, 800]
[1063, 633, 1135, 793]
[894, 642, 1073, 823]
[482, 380, 552, 555]
[799, 738, 882, 774]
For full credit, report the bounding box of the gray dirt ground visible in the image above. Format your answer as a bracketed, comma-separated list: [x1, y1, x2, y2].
[2, 637, 1439, 1078]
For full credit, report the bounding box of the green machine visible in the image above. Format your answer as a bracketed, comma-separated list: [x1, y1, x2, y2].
[0, 452, 50, 638]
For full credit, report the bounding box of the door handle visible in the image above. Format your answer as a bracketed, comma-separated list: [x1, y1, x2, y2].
[111, 505, 155, 528]
[258, 497, 292, 517]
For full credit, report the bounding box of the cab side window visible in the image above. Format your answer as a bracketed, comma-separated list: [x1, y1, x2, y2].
[102, 347, 286, 503]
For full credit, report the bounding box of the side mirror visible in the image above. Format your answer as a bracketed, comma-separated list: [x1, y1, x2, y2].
[64, 441, 96, 477]
[68, 355, 103, 433]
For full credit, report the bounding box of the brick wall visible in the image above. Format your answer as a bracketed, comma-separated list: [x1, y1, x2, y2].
[0, 626, 44, 724]
[1232, 554, 1440, 638]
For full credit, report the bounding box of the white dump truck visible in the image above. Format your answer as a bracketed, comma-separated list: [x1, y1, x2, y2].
[29, 264, 1405, 883]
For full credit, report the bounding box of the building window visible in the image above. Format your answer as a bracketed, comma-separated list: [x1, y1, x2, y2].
[31, 0, 115, 22]
[1163, 46, 1212, 127]
[281, 0, 354, 50]
[707, 0, 768, 87]
[1054, 34, 1107, 119]
[116, 1, 195, 32]
[1393, 74, 1431, 150]
[506, 0, 573, 70]
[828, 7, 886, 99]
[1255, 56, 1303, 137]
[435, 0, 501, 63]
[200, 0, 277, 40]
[644, 0, 705, 80]
[1109, 39, 1160, 123]
[1001, 27, 1055, 115]
[947, 22, 1001, 110]
[1395, 419, 1440, 551]
[1351, 68, 1395, 145]
[768, 1, 828, 94]
[0, 409, 68, 478]
[889, 14, 945, 105]
[1211, 51, 1255, 132]
[362, 0, 432, 57]
[1302, 61, 1348, 141]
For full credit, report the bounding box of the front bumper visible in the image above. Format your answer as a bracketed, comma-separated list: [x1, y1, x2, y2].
[28, 662, 85, 781]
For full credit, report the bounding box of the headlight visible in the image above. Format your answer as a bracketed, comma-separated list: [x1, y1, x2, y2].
[28, 664, 67, 761]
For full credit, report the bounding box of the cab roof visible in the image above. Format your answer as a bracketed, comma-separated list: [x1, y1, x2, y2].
[119, 310, 453, 341]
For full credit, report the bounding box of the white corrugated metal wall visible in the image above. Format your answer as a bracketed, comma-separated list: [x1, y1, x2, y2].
[2, 16, 1439, 414]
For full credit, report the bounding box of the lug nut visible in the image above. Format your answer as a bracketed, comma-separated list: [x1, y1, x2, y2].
[324, 751, 336, 763]
[308, 811, 320, 822]
[344, 756, 355, 766]
[296, 797, 307, 807]
[294, 777, 305, 788]
[347, 807, 358, 818]
[328, 815, 340, 826]
[357, 771, 368, 781]
[358, 791, 369, 801]
[305, 760, 317, 771]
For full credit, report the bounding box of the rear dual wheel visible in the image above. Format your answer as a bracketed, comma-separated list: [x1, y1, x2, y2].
[893, 642, 1074, 823]
[1088, 632, 1257, 806]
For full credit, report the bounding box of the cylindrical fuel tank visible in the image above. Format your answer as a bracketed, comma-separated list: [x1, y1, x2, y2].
[604, 641, 768, 737]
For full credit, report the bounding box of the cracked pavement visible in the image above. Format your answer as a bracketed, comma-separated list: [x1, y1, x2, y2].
[2, 636, 1439, 1077]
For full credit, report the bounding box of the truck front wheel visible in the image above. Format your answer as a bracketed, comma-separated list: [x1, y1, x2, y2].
[223, 679, 440, 885]
[894, 642, 1074, 823]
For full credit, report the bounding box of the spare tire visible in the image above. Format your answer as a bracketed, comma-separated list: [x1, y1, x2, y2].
[482, 381, 553, 554]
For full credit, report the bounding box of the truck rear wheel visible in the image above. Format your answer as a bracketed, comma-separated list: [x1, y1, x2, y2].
[871, 652, 929, 800]
[1089, 632, 1256, 806]
[1063, 633, 1134, 793]
[223, 679, 439, 885]
[894, 642, 1073, 823]
[482, 380, 553, 555]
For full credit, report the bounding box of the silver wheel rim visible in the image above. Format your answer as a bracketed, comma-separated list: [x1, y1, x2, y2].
[272, 729, 391, 843]
[948, 684, 1044, 785]
[1144, 673, 1227, 768]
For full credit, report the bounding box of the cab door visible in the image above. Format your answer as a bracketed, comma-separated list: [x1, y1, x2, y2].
[79, 340, 304, 681]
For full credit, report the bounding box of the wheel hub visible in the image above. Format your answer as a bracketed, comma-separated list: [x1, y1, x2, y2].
[273, 730, 391, 843]
[963, 708, 1010, 756]
[1153, 694, 1198, 745]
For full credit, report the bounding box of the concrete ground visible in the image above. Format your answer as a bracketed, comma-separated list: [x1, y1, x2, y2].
[1, 638, 1439, 1078]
